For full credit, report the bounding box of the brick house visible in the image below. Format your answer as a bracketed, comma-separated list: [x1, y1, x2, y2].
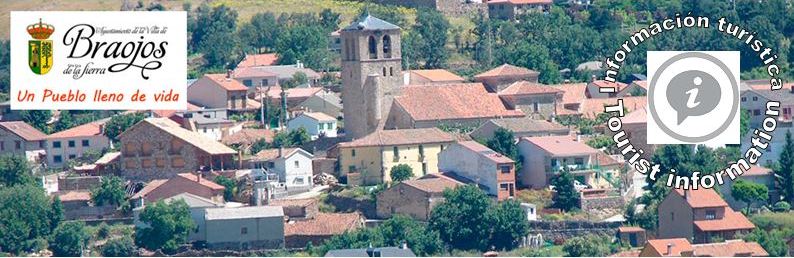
[497, 81, 564, 119]
[376, 174, 463, 221]
[130, 173, 226, 206]
[617, 226, 647, 247]
[118, 118, 236, 181]
[657, 188, 755, 244]
[0, 121, 46, 162]
[188, 73, 256, 111]
[438, 141, 517, 200]
[474, 64, 540, 92]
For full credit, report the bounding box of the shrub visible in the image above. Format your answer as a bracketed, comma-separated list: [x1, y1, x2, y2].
[773, 201, 791, 212]
[102, 237, 136, 257]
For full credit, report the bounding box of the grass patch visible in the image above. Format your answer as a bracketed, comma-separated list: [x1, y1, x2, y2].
[750, 212, 794, 232]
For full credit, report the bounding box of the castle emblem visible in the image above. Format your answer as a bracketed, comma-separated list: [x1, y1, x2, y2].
[27, 18, 54, 75]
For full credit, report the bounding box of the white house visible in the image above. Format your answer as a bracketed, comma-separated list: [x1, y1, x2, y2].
[250, 147, 314, 194]
[46, 121, 111, 168]
[286, 112, 337, 140]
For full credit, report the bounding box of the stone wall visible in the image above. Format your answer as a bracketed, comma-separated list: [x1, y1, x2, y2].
[527, 220, 622, 241]
[59, 176, 102, 191]
[326, 194, 377, 218]
[580, 195, 625, 211]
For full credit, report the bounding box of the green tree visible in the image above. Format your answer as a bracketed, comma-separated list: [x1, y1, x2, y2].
[551, 170, 580, 211]
[104, 112, 146, 140]
[50, 196, 64, 230]
[54, 110, 75, 132]
[731, 180, 769, 213]
[488, 200, 529, 250]
[486, 128, 521, 171]
[214, 176, 237, 201]
[744, 229, 787, 257]
[740, 109, 751, 137]
[275, 25, 332, 70]
[102, 237, 136, 257]
[319, 9, 341, 31]
[777, 131, 794, 202]
[429, 185, 492, 251]
[562, 234, 612, 256]
[0, 155, 34, 187]
[91, 176, 126, 207]
[135, 200, 195, 254]
[238, 12, 278, 53]
[390, 164, 414, 183]
[49, 221, 90, 257]
[272, 127, 311, 148]
[376, 215, 443, 256]
[195, 5, 239, 68]
[20, 110, 52, 133]
[0, 185, 58, 254]
[413, 8, 450, 69]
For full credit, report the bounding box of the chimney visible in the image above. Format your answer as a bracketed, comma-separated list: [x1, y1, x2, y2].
[226, 69, 233, 80]
[278, 147, 284, 158]
[666, 243, 673, 256]
[196, 172, 202, 183]
[400, 241, 408, 250]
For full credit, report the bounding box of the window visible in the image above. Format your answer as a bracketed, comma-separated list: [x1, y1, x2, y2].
[500, 165, 511, 174]
[295, 177, 305, 185]
[243, 80, 252, 87]
[390, 67, 394, 76]
[82, 139, 89, 147]
[382, 67, 387, 76]
[753, 96, 758, 101]
[68, 154, 76, 159]
[141, 159, 153, 168]
[705, 210, 716, 220]
[551, 158, 558, 167]
[741, 97, 746, 102]
[754, 109, 761, 116]
[348, 165, 357, 172]
[15, 141, 21, 150]
[241, 227, 248, 235]
[368, 36, 378, 59]
[574, 158, 584, 165]
[68, 140, 75, 148]
[319, 123, 325, 130]
[422, 163, 427, 175]
[54, 155, 62, 163]
[53, 141, 61, 149]
[262, 79, 269, 86]
[268, 162, 275, 168]
[533, 102, 539, 112]
[351, 149, 356, 157]
[156, 158, 166, 168]
[294, 160, 300, 168]
[500, 183, 509, 191]
[171, 157, 186, 168]
[671, 212, 675, 221]
[382, 35, 392, 58]
[393, 146, 399, 161]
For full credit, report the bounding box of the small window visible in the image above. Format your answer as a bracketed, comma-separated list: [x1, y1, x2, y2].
[393, 146, 399, 160]
[294, 160, 300, 168]
[500, 165, 511, 174]
[390, 67, 394, 76]
[383, 35, 392, 58]
[500, 183, 509, 191]
[382, 67, 387, 76]
[68, 154, 76, 159]
[705, 210, 716, 220]
[295, 177, 305, 185]
[53, 141, 61, 149]
[68, 140, 75, 148]
[348, 165, 357, 172]
[671, 212, 675, 221]
[81, 139, 89, 147]
[243, 80, 252, 87]
[753, 96, 758, 101]
[741, 97, 746, 102]
[368, 36, 378, 59]
[351, 149, 356, 157]
[54, 155, 62, 163]
[15, 141, 21, 150]
[574, 158, 584, 165]
[268, 162, 275, 168]
[753, 109, 761, 116]
[262, 79, 269, 86]
[0, 142, 4, 151]
[241, 227, 248, 235]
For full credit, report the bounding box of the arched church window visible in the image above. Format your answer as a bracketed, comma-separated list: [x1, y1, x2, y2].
[383, 35, 392, 58]
[368, 36, 378, 59]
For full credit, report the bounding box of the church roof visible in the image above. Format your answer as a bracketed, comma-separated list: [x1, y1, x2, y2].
[343, 15, 400, 31]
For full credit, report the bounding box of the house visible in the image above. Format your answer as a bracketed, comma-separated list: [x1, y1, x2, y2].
[640, 238, 768, 257]
[248, 148, 314, 194]
[336, 128, 456, 185]
[550, 83, 588, 115]
[285, 212, 364, 248]
[577, 96, 647, 119]
[55, 190, 114, 220]
[616, 107, 655, 160]
[0, 121, 47, 162]
[188, 73, 255, 111]
[118, 118, 236, 181]
[287, 112, 338, 140]
[376, 174, 463, 221]
[487, 0, 552, 20]
[740, 84, 794, 127]
[233, 66, 279, 90]
[249, 63, 321, 86]
[0, 100, 21, 121]
[221, 128, 275, 149]
[325, 246, 416, 257]
[470, 117, 569, 141]
[438, 141, 517, 200]
[181, 115, 242, 141]
[617, 226, 647, 247]
[586, 80, 630, 98]
[406, 69, 465, 85]
[385, 83, 525, 130]
[256, 87, 324, 109]
[46, 121, 111, 168]
[237, 53, 279, 68]
[474, 64, 540, 92]
[657, 188, 755, 243]
[133, 192, 223, 242]
[297, 90, 343, 119]
[269, 198, 319, 220]
[498, 81, 564, 119]
[203, 206, 285, 250]
[517, 136, 599, 189]
[130, 173, 226, 206]
[717, 165, 777, 211]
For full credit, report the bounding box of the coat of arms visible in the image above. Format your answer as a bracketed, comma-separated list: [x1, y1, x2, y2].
[27, 18, 54, 75]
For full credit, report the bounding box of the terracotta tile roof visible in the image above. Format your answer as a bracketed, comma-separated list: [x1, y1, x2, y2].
[150, 103, 202, 119]
[285, 212, 362, 236]
[499, 81, 564, 96]
[743, 165, 773, 176]
[474, 64, 539, 78]
[338, 128, 455, 148]
[694, 210, 755, 232]
[300, 112, 336, 122]
[259, 87, 323, 101]
[596, 153, 622, 167]
[610, 250, 642, 257]
[95, 152, 121, 165]
[644, 238, 694, 256]
[0, 121, 47, 141]
[202, 74, 248, 91]
[520, 136, 597, 156]
[131, 179, 167, 199]
[177, 173, 225, 190]
[233, 66, 278, 78]
[590, 80, 629, 92]
[550, 83, 588, 105]
[621, 107, 647, 125]
[458, 141, 514, 164]
[410, 69, 464, 82]
[56, 191, 92, 202]
[131, 173, 224, 200]
[633, 80, 649, 90]
[253, 147, 301, 161]
[237, 53, 279, 68]
[393, 83, 524, 122]
[692, 240, 768, 257]
[487, 117, 569, 134]
[269, 198, 318, 208]
[221, 129, 275, 146]
[673, 188, 728, 208]
[618, 226, 645, 233]
[579, 96, 647, 119]
[402, 176, 464, 193]
[48, 121, 104, 139]
[140, 118, 236, 155]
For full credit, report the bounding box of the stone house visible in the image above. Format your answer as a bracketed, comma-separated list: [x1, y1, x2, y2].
[0, 121, 46, 162]
[336, 128, 455, 185]
[269, 198, 319, 220]
[284, 212, 363, 248]
[203, 206, 285, 250]
[46, 121, 111, 168]
[657, 188, 755, 244]
[488, 0, 552, 20]
[517, 136, 599, 189]
[617, 226, 647, 247]
[188, 73, 255, 112]
[118, 118, 236, 181]
[130, 173, 226, 206]
[376, 174, 463, 221]
[248, 148, 314, 194]
[385, 83, 525, 130]
[250, 63, 321, 87]
[438, 141, 517, 200]
[287, 112, 338, 140]
[497, 81, 564, 119]
[474, 64, 540, 93]
[469, 117, 569, 141]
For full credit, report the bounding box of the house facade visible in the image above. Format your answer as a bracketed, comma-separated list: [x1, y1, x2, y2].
[469, 117, 569, 141]
[131, 173, 226, 206]
[118, 118, 236, 181]
[488, 0, 552, 20]
[46, 122, 111, 168]
[203, 206, 285, 250]
[188, 73, 252, 111]
[287, 112, 338, 140]
[497, 81, 563, 120]
[517, 136, 599, 189]
[717, 166, 777, 211]
[249, 148, 314, 194]
[0, 121, 47, 162]
[473, 64, 540, 93]
[658, 188, 755, 244]
[336, 128, 455, 185]
[438, 141, 516, 200]
[376, 174, 462, 221]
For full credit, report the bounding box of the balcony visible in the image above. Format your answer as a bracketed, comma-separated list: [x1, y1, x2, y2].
[551, 164, 597, 173]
